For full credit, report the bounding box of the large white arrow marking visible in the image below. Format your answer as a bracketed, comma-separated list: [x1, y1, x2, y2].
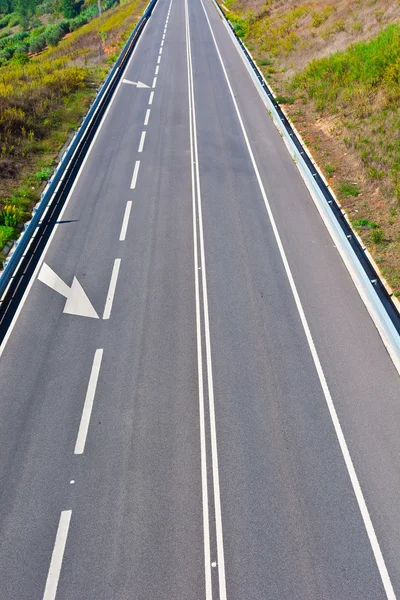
[38, 263, 99, 319]
[122, 79, 149, 88]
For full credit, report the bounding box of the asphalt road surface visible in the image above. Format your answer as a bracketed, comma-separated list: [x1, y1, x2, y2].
[0, 0, 400, 598]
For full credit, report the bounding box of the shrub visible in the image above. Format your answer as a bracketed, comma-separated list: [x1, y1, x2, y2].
[0, 226, 15, 249]
[45, 25, 65, 46]
[0, 205, 19, 228]
[371, 229, 384, 244]
[29, 34, 47, 53]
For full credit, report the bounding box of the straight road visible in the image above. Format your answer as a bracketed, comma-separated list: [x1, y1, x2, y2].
[0, 0, 399, 597]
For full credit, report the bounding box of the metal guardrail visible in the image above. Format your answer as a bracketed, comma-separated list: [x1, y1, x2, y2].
[214, 0, 400, 339]
[0, 0, 158, 300]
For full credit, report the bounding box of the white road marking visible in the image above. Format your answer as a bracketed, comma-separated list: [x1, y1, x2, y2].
[157, 55, 161, 64]
[159, 47, 163, 55]
[42, 510, 72, 600]
[162, 33, 165, 40]
[161, 40, 164, 47]
[38, 263, 99, 319]
[130, 160, 140, 189]
[155, 65, 159, 75]
[144, 108, 151, 126]
[74, 349, 103, 454]
[149, 91, 154, 105]
[103, 258, 121, 320]
[0, 4, 162, 358]
[152, 76, 157, 88]
[185, 0, 226, 596]
[119, 201, 132, 241]
[138, 130, 146, 153]
[200, 0, 397, 598]
[122, 79, 149, 88]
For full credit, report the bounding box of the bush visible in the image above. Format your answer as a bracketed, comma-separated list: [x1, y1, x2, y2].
[68, 14, 88, 30]
[371, 229, 384, 244]
[29, 34, 47, 53]
[45, 25, 65, 46]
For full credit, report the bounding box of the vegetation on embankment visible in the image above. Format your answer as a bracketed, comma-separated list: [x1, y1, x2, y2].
[222, 0, 400, 296]
[0, 0, 147, 259]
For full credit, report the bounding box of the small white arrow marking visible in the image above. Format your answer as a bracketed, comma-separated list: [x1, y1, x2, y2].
[38, 263, 99, 319]
[122, 79, 150, 88]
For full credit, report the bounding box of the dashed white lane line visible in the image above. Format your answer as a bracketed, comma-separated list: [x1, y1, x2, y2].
[74, 349, 103, 454]
[103, 258, 121, 319]
[152, 76, 157, 88]
[42, 511, 72, 600]
[161, 40, 164, 47]
[149, 91, 154, 105]
[103, 258, 121, 320]
[155, 65, 159, 75]
[119, 201, 132, 241]
[130, 160, 141, 188]
[157, 55, 161, 64]
[138, 130, 146, 153]
[159, 47, 163, 55]
[144, 108, 151, 126]
[162, 33, 165, 40]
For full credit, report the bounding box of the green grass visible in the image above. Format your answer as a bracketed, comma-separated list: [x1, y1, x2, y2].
[354, 218, 378, 228]
[338, 182, 360, 197]
[0, 0, 146, 253]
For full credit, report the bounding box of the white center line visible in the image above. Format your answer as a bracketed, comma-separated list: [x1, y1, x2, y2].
[138, 130, 146, 153]
[155, 65, 159, 75]
[130, 160, 141, 188]
[119, 201, 132, 241]
[152, 76, 157, 88]
[157, 55, 161, 64]
[74, 349, 103, 454]
[144, 108, 151, 125]
[42, 511, 72, 600]
[103, 259, 121, 320]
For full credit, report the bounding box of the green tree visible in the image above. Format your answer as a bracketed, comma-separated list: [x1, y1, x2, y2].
[60, 0, 80, 18]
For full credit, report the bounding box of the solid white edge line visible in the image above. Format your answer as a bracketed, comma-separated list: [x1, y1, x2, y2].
[185, 0, 212, 597]
[138, 131, 146, 153]
[42, 510, 72, 600]
[200, 1, 396, 598]
[212, 0, 400, 376]
[130, 160, 141, 189]
[119, 201, 132, 241]
[149, 90, 154, 104]
[74, 348, 103, 454]
[144, 108, 151, 126]
[103, 259, 121, 320]
[0, 5, 158, 360]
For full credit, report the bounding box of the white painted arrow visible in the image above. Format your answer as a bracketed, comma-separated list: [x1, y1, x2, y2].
[38, 263, 99, 319]
[122, 79, 149, 88]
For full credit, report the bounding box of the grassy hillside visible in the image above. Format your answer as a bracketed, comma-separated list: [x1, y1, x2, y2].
[0, 0, 146, 254]
[222, 0, 400, 295]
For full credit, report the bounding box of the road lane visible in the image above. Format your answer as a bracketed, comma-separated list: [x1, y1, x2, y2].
[187, 0, 399, 597]
[0, 0, 205, 598]
[0, 0, 399, 597]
